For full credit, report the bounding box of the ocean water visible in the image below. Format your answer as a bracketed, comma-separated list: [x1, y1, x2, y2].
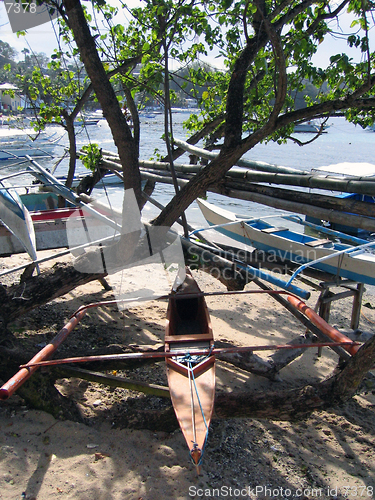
[56, 114, 375, 230]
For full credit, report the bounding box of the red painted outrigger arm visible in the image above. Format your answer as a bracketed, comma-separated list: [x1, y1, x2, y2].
[287, 296, 360, 356]
[0, 292, 361, 401]
[0, 309, 86, 400]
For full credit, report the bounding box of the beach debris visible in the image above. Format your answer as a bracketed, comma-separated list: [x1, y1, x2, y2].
[86, 443, 99, 449]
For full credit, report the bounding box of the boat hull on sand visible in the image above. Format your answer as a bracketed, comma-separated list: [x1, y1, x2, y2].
[197, 198, 375, 286]
[0, 191, 118, 257]
[165, 270, 215, 471]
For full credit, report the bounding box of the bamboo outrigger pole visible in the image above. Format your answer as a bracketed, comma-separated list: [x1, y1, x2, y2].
[17, 341, 358, 370]
[0, 309, 86, 400]
[173, 139, 375, 195]
[286, 296, 360, 356]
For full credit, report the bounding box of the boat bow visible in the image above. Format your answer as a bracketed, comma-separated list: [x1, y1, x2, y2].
[165, 270, 215, 472]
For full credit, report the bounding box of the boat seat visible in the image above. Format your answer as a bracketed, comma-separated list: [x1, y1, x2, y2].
[170, 341, 211, 352]
[261, 226, 288, 234]
[165, 333, 213, 343]
[305, 238, 331, 247]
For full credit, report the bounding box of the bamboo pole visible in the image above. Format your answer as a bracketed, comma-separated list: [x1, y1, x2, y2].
[99, 153, 375, 196]
[85, 148, 375, 231]
[101, 147, 304, 175]
[224, 181, 375, 218]
[57, 366, 170, 398]
[0, 309, 86, 400]
[223, 187, 375, 232]
[173, 138, 306, 175]
[137, 167, 375, 232]
[253, 279, 352, 360]
[20, 341, 357, 369]
[172, 139, 375, 192]
[98, 152, 375, 201]
[228, 171, 375, 196]
[287, 295, 360, 356]
[136, 161, 375, 218]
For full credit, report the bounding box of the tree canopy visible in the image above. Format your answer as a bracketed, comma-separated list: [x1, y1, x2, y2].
[5, 1, 375, 214]
[40, 0, 374, 225]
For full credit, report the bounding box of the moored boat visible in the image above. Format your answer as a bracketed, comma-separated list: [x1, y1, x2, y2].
[306, 192, 375, 237]
[0, 156, 125, 262]
[293, 121, 320, 133]
[0, 144, 56, 161]
[0, 181, 38, 261]
[0, 129, 63, 161]
[165, 269, 215, 473]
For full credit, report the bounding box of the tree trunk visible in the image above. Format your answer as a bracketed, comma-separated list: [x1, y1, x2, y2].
[0, 262, 106, 325]
[0, 337, 85, 421]
[62, 0, 143, 207]
[215, 334, 375, 420]
[62, 114, 77, 190]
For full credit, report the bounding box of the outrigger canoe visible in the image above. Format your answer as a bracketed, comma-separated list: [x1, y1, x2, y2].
[0, 282, 360, 471]
[0, 159, 124, 261]
[197, 198, 375, 286]
[165, 270, 215, 473]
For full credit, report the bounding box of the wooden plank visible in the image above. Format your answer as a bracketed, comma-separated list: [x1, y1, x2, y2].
[305, 238, 332, 247]
[351, 283, 364, 330]
[165, 333, 213, 343]
[261, 227, 288, 234]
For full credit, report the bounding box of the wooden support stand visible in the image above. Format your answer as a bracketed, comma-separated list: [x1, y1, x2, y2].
[316, 280, 364, 356]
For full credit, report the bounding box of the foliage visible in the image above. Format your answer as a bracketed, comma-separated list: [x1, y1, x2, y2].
[2, 0, 374, 191]
[98, 0, 375, 140]
[0, 41, 18, 81]
[79, 143, 102, 172]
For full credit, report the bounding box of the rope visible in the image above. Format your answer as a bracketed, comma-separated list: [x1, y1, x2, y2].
[184, 352, 212, 466]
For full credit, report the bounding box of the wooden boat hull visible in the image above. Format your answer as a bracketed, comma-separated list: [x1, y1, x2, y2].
[197, 198, 375, 286]
[0, 192, 118, 257]
[167, 356, 215, 465]
[165, 271, 215, 469]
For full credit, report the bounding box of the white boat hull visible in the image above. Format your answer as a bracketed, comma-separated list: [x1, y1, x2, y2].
[0, 191, 120, 257]
[197, 199, 375, 286]
[0, 209, 118, 257]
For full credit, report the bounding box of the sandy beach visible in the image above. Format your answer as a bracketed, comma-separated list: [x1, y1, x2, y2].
[0, 252, 374, 500]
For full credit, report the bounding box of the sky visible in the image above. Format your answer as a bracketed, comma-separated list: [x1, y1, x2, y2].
[0, 0, 135, 58]
[0, 1, 374, 70]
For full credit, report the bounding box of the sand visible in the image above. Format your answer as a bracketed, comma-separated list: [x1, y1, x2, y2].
[0, 252, 374, 500]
